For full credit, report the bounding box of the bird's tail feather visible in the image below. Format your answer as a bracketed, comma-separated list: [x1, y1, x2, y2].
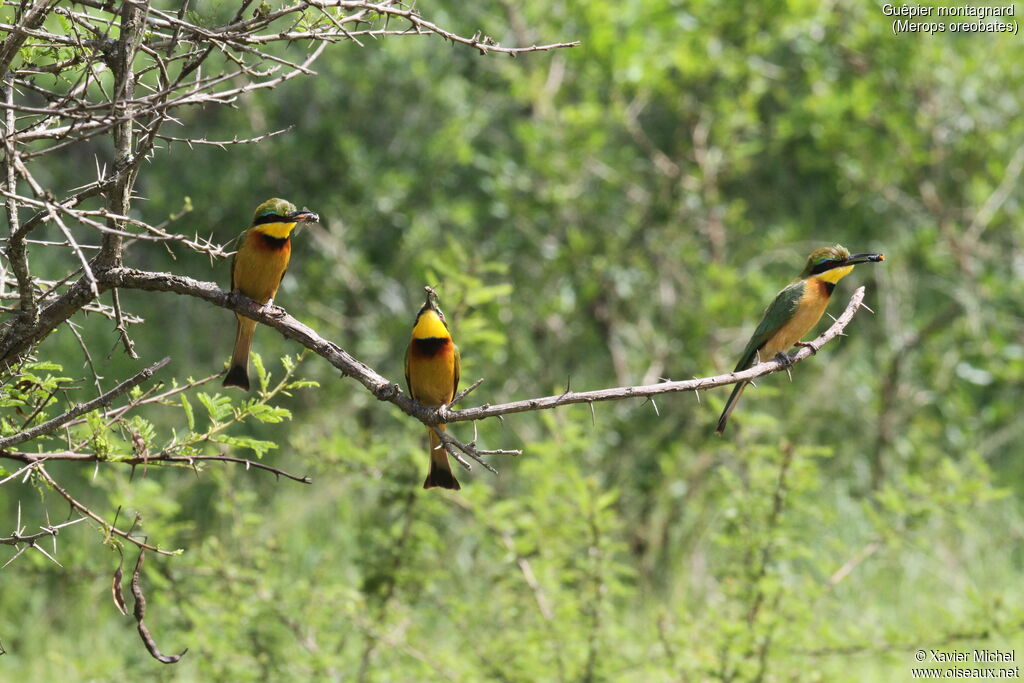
[423, 425, 460, 490]
[223, 316, 255, 391]
[715, 381, 748, 434]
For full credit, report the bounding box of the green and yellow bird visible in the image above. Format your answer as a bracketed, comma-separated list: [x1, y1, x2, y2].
[223, 198, 319, 391]
[715, 245, 885, 434]
[405, 287, 461, 490]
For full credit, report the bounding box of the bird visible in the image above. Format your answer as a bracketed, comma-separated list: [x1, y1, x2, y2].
[223, 198, 319, 391]
[715, 245, 885, 434]
[405, 287, 462, 490]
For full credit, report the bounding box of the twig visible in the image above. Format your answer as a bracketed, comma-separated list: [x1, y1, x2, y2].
[66, 319, 104, 393]
[35, 464, 175, 555]
[449, 378, 484, 407]
[965, 143, 1024, 244]
[2, 74, 36, 321]
[1, 449, 312, 484]
[109, 287, 139, 358]
[0, 515, 88, 547]
[0, 0, 57, 76]
[154, 126, 292, 148]
[827, 541, 882, 588]
[0, 461, 42, 486]
[64, 371, 220, 429]
[430, 424, 510, 474]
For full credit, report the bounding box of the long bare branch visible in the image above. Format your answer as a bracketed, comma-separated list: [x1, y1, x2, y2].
[97, 267, 871, 427]
[2, 75, 36, 320]
[1, 449, 312, 484]
[441, 288, 867, 423]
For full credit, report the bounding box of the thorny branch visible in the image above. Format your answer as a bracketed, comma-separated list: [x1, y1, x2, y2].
[0, 497, 86, 568]
[0, 514, 87, 549]
[34, 463, 176, 555]
[1, 450, 313, 484]
[96, 267, 873, 452]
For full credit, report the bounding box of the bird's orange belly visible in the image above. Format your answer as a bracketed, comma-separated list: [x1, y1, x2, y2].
[408, 342, 456, 406]
[234, 243, 291, 303]
[761, 284, 830, 358]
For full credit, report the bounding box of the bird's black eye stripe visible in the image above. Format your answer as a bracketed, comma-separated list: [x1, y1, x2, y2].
[810, 259, 841, 275]
[253, 213, 286, 226]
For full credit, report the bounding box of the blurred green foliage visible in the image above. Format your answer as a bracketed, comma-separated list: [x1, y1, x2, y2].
[2, 1, 1023, 680]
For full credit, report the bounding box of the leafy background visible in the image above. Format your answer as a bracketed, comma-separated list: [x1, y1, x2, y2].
[2, 1, 1022, 680]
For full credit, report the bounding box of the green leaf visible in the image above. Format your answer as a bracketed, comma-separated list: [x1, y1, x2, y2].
[86, 409, 110, 459]
[246, 404, 292, 424]
[210, 434, 277, 458]
[181, 394, 195, 431]
[128, 416, 156, 444]
[196, 392, 232, 423]
[252, 351, 269, 393]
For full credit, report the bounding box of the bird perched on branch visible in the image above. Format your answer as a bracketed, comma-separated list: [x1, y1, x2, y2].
[715, 245, 885, 434]
[223, 198, 319, 391]
[405, 287, 461, 490]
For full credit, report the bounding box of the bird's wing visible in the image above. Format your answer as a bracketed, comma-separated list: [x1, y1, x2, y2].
[733, 280, 806, 371]
[452, 343, 461, 401]
[404, 342, 412, 397]
[230, 228, 248, 291]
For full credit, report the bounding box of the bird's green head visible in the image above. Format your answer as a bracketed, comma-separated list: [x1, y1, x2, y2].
[800, 244, 885, 280]
[250, 198, 319, 228]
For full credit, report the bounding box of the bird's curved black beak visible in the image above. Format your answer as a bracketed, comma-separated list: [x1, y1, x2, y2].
[845, 253, 885, 265]
[287, 209, 320, 223]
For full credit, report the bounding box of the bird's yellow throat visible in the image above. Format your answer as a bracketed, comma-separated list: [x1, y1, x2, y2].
[254, 221, 298, 239]
[412, 309, 450, 339]
[815, 264, 855, 284]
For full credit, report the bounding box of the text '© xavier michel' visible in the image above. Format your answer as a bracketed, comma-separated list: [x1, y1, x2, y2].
[882, 4, 1019, 35]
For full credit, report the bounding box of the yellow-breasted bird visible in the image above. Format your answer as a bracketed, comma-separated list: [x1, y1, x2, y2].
[405, 287, 461, 490]
[715, 245, 885, 434]
[223, 198, 319, 391]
